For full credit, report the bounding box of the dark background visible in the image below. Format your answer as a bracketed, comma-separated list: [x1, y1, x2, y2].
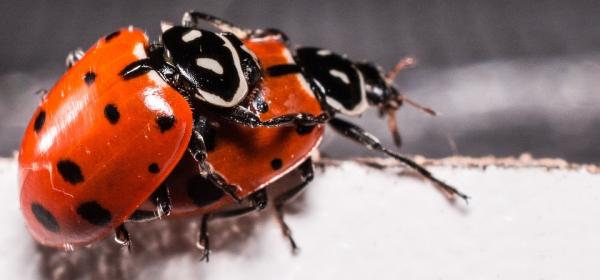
[2, 0, 600, 163]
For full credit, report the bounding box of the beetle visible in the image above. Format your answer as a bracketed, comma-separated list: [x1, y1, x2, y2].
[18, 12, 467, 253]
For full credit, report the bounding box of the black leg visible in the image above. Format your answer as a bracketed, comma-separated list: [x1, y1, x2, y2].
[120, 45, 178, 82]
[65, 48, 84, 69]
[182, 11, 252, 38]
[217, 105, 330, 128]
[189, 117, 243, 203]
[128, 184, 172, 222]
[274, 158, 314, 252]
[114, 224, 131, 251]
[120, 44, 197, 100]
[197, 189, 268, 262]
[34, 89, 48, 100]
[119, 58, 154, 79]
[197, 214, 210, 262]
[328, 117, 469, 202]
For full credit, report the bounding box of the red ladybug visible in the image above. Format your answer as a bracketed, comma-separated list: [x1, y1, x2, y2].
[19, 28, 194, 248]
[19, 12, 467, 253]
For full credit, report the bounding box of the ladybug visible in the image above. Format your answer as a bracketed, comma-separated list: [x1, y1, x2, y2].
[131, 12, 469, 259]
[18, 11, 467, 253]
[19, 28, 194, 248]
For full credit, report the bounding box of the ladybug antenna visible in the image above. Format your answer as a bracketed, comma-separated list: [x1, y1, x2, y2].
[380, 57, 436, 147]
[384, 57, 437, 116]
[385, 57, 415, 83]
[382, 88, 437, 147]
[395, 93, 437, 117]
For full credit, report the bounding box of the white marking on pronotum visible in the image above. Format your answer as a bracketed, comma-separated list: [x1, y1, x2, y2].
[182, 29, 202, 42]
[329, 69, 350, 84]
[317, 49, 332, 56]
[193, 34, 248, 107]
[196, 58, 224, 74]
[325, 66, 368, 116]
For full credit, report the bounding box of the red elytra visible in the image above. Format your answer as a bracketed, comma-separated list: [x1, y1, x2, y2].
[18, 28, 194, 247]
[160, 34, 324, 216]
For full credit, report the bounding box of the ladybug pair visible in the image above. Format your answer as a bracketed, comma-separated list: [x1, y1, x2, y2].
[19, 11, 467, 258]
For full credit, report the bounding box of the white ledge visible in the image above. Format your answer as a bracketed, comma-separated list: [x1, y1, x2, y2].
[1, 156, 599, 279]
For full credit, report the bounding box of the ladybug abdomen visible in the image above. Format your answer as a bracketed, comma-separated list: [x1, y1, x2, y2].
[18, 29, 193, 247]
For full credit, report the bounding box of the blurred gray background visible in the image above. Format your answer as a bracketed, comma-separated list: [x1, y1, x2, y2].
[2, 0, 600, 163]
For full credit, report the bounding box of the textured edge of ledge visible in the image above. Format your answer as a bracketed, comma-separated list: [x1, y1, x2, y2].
[314, 153, 600, 174]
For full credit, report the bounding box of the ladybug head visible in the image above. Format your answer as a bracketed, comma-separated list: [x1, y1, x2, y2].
[357, 58, 437, 146]
[296, 47, 435, 146]
[160, 23, 261, 108]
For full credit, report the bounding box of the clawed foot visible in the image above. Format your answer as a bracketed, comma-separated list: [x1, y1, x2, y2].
[114, 224, 132, 252]
[196, 236, 210, 262]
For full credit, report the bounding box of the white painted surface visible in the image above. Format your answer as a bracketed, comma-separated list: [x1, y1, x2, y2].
[1, 157, 600, 279]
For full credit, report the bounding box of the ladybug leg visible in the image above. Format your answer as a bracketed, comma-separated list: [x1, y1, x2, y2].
[181, 11, 252, 38]
[197, 189, 268, 261]
[197, 214, 210, 261]
[328, 117, 470, 202]
[127, 184, 172, 222]
[119, 58, 155, 80]
[34, 89, 48, 99]
[218, 106, 330, 128]
[189, 117, 243, 203]
[114, 224, 132, 252]
[120, 45, 196, 98]
[65, 48, 84, 69]
[274, 158, 314, 252]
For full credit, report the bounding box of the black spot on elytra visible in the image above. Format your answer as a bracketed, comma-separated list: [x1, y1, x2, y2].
[267, 64, 301, 76]
[105, 31, 121, 42]
[33, 110, 46, 133]
[31, 203, 59, 232]
[187, 175, 225, 207]
[104, 104, 120, 124]
[296, 124, 315, 135]
[271, 158, 283, 170]
[156, 115, 175, 132]
[148, 163, 160, 174]
[84, 71, 96, 85]
[57, 159, 84, 185]
[77, 201, 112, 226]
